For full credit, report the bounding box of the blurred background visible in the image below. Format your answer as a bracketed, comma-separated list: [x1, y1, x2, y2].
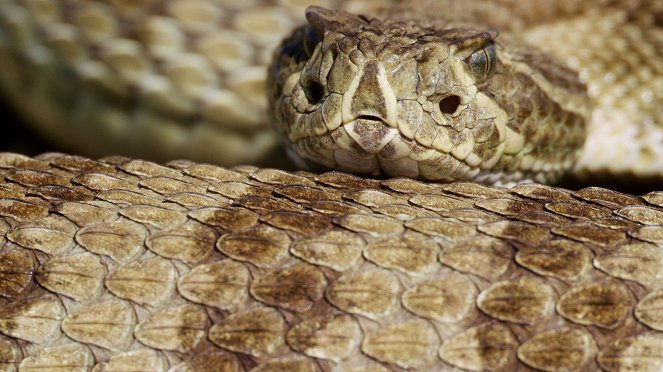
[1, 99, 55, 156]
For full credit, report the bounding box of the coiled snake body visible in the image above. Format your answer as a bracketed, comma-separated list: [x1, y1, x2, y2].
[1, 1, 663, 371]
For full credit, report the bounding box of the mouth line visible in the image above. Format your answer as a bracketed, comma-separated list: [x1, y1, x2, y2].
[353, 115, 387, 124]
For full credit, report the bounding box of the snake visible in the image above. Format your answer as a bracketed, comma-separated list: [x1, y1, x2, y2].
[1, 0, 663, 371]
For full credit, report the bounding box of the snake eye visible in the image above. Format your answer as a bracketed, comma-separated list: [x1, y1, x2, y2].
[467, 41, 496, 82]
[304, 26, 321, 56]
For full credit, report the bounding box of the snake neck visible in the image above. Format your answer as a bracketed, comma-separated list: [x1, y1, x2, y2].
[268, 6, 590, 185]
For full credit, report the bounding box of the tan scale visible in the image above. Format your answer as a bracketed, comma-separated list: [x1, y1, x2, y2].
[1, 0, 661, 183]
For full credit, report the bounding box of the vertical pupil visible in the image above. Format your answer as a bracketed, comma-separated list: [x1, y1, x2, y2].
[471, 49, 488, 78]
[468, 42, 496, 81]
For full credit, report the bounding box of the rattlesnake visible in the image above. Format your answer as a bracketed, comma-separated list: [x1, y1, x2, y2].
[1, 1, 663, 371]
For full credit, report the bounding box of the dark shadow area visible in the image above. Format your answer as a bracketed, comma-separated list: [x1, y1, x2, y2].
[0, 99, 61, 156]
[557, 174, 660, 196]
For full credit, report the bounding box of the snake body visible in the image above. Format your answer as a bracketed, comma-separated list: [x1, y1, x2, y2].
[0, 0, 341, 165]
[1, 0, 663, 371]
[1, 152, 663, 371]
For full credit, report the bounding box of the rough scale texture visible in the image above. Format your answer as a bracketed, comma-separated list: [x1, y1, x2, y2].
[270, 5, 587, 184]
[2, 152, 663, 371]
[1, 1, 663, 371]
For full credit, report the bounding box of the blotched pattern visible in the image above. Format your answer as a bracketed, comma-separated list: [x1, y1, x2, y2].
[269, 6, 588, 184]
[1, 152, 663, 371]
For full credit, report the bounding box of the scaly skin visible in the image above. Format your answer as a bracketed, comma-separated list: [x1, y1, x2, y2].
[0, 0, 356, 165]
[1, 152, 663, 371]
[0, 1, 663, 371]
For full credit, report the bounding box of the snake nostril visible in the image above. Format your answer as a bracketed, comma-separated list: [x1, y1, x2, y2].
[304, 81, 324, 104]
[439, 95, 461, 114]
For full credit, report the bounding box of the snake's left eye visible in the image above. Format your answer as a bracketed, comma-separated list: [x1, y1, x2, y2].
[467, 41, 496, 82]
[304, 26, 321, 56]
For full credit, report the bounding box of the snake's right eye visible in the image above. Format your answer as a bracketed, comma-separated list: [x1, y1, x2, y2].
[304, 26, 321, 56]
[467, 41, 496, 82]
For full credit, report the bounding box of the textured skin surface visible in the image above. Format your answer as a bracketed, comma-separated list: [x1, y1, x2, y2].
[270, 5, 589, 184]
[2, 152, 663, 371]
[0, 2, 663, 371]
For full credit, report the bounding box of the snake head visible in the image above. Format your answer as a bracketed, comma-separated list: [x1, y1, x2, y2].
[268, 6, 588, 184]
